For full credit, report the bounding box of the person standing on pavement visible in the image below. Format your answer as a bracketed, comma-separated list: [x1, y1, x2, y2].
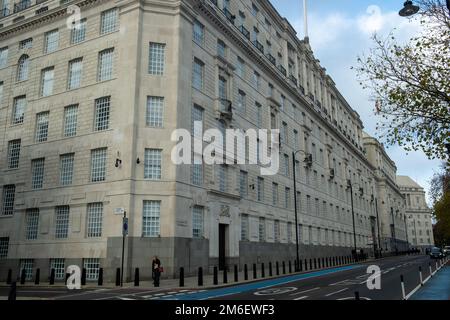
[152, 256, 161, 287]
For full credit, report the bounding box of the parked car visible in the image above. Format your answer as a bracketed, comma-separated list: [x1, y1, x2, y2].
[443, 246, 450, 256]
[430, 247, 444, 259]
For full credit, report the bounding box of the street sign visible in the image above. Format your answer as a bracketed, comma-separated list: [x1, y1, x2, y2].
[123, 217, 129, 236]
[114, 207, 125, 215]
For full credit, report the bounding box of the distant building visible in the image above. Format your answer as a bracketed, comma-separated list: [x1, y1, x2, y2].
[397, 176, 434, 250]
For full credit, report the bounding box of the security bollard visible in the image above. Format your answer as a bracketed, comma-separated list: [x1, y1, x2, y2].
[282, 261, 286, 274]
[6, 269, 12, 285]
[198, 267, 204, 286]
[234, 265, 238, 282]
[289, 261, 292, 273]
[269, 262, 273, 277]
[35, 268, 40, 285]
[400, 275, 406, 300]
[213, 266, 218, 285]
[115, 268, 121, 286]
[81, 268, 86, 286]
[305, 259, 308, 271]
[322, 258, 325, 268]
[8, 282, 16, 301]
[419, 266, 423, 286]
[355, 291, 360, 300]
[223, 266, 228, 284]
[134, 268, 140, 287]
[314, 258, 317, 270]
[244, 264, 248, 281]
[276, 261, 280, 275]
[261, 263, 265, 278]
[98, 268, 104, 286]
[253, 263, 257, 279]
[49, 269, 55, 285]
[429, 262, 433, 277]
[310, 259, 313, 270]
[20, 269, 26, 285]
[179, 267, 185, 287]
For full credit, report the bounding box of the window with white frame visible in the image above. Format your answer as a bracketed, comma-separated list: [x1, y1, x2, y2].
[241, 214, 249, 241]
[236, 56, 245, 78]
[149, 43, 165, 75]
[31, 158, 45, 189]
[87, 203, 103, 238]
[259, 217, 265, 242]
[50, 258, 65, 280]
[285, 187, 291, 209]
[90, 148, 107, 182]
[192, 205, 204, 238]
[12, 95, 26, 124]
[35, 112, 49, 142]
[193, 20, 204, 45]
[63, 105, 78, 137]
[274, 220, 280, 242]
[17, 55, 29, 81]
[257, 177, 264, 201]
[7, 139, 21, 169]
[44, 30, 59, 54]
[144, 149, 162, 180]
[26, 209, 39, 240]
[1, 185, 15, 216]
[55, 206, 70, 239]
[60, 153, 74, 186]
[237, 90, 246, 113]
[83, 258, 100, 280]
[217, 165, 227, 192]
[68, 58, 83, 89]
[100, 8, 118, 34]
[94, 96, 110, 131]
[191, 104, 204, 138]
[217, 39, 226, 57]
[0, 237, 9, 259]
[40, 67, 54, 97]
[0, 47, 8, 68]
[192, 58, 204, 90]
[146, 96, 164, 127]
[192, 154, 203, 186]
[19, 38, 33, 49]
[239, 171, 248, 198]
[98, 48, 114, 81]
[20, 259, 34, 280]
[142, 200, 160, 237]
[70, 19, 86, 44]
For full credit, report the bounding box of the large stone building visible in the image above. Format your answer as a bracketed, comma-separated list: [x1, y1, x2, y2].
[0, 0, 410, 282]
[397, 176, 434, 250]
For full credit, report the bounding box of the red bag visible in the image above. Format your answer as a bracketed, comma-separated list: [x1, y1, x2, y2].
[159, 267, 164, 273]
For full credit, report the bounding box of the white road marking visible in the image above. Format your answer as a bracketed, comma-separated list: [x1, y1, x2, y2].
[289, 287, 320, 296]
[325, 288, 348, 297]
[293, 296, 308, 300]
[329, 279, 350, 286]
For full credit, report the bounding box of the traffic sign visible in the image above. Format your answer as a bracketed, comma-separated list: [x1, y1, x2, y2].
[123, 217, 129, 236]
[114, 207, 125, 215]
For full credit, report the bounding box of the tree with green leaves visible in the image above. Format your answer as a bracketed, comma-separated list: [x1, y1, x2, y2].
[355, 0, 449, 163]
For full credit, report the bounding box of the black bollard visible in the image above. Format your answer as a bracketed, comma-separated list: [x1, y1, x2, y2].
[223, 266, 228, 284]
[282, 261, 286, 274]
[234, 265, 238, 282]
[20, 269, 26, 285]
[198, 267, 203, 286]
[35, 268, 40, 285]
[8, 282, 16, 301]
[49, 268, 55, 285]
[244, 264, 248, 281]
[65, 273, 70, 285]
[261, 263, 265, 278]
[276, 261, 280, 275]
[98, 268, 103, 286]
[355, 291, 360, 300]
[289, 261, 292, 273]
[81, 268, 86, 286]
[299, 259, 303, 272]
[6, 269, 12, 285]
[305, 259, 308, 271]
[179, 267, 185, 287]
[134, 268, 140, 287]
[115, 268, 121, 286]
[213, 266, 218, 285]
[314, 258, 317, 270]
[253, 263, 257, 279]
[269, 262, 273, 277]
[318, 259, 321, 269]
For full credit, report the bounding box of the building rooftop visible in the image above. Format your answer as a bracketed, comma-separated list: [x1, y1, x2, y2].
[396, 175, 423, 189]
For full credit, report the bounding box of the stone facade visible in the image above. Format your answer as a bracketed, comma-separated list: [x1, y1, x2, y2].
[0, 0, 409, 282]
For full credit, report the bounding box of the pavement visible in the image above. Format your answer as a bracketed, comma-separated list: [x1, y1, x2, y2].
[410, 263, 450, 300]
[0, 254, 448, 300]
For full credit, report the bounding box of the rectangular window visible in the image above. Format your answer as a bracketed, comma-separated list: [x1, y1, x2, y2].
[50, 258, 65, 280]
[0, 237, 9, 259]
[256, 102, 262, 127]
[217, 165, 227, 192]
[35, 112, 49, 142]
[31, 158, 45, 189]
[217, 39, 226, 57]
[71, 19, 87, 44]
[192, 153, 203, 186]
[149, 43, 165, 75]
[63, 105, 78, 137]
[193, 20, 204, 45]
[12, 96, 26, 124]
[60, 153, 74, 186]
[239, 171, 248, 198]
[144, 149, 162, 180]
[259, 217, 265, 242]
[287, 222, 292, 243]
[252, 71, 260, 89]
[90, 148, 107, 182]
[274, 220, 280, 242]
[285, 187, 291, 209]
[237, 90, 246, 113]
[0, 82, 3, 104]
[284, 154, 290, 176]
[40, 67, 54, 97]
[100, 8, 118, 34]
[98, 48, 114, 81]
[87, 203, 103, 237]
[19, 38, 33, 49]
[146, 96, 164, 127]
[1, 185, 15, 216]
[94, 96, 110, 131]
[192, 205, 204, 238]
[7, 140, 21, 169]
[192, 104, 204, 138]
[272, 183, 278, 206]
[241, 214, 249, 241]
[44, 30, 59, 54]
[26, 209, 39, 240]
[0, 47, 8, 68]
[83, 258, 100, 280]
[68, 58, 83, 89]
[193, 58, 204, 90]
[257, 177, 264, 201]
[55, 206, 70, 239]
[20, 259, 34, 280]
[142, 200, 160, 237]
[236, 57, 245, 78]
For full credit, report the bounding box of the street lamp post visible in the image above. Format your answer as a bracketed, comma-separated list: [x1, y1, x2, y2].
[347, 180, 358, 259]
[391, 208, 398, 255]
[372, 197, 382, 258]
[404, 214, 409, 252]
[292, 150, 306, 272]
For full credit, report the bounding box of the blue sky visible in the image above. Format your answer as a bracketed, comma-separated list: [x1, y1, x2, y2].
[270, 0, 442, 203]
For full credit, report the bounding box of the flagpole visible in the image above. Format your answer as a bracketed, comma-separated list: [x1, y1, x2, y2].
[303, 0, 309, 40]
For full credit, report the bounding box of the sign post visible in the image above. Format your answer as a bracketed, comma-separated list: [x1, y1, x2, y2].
[120, 211, 128, 287]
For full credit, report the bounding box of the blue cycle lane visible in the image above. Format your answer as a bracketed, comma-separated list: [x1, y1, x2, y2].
[411, 265, 450, 300]
[160, 264, 364, 300]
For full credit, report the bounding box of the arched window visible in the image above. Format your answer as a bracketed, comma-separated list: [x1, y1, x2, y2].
[17, 55, 29, 81]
